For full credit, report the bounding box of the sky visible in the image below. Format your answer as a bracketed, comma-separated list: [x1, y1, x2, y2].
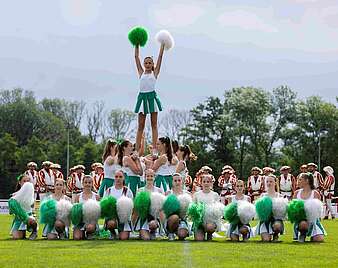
[0, 0, 337, 114]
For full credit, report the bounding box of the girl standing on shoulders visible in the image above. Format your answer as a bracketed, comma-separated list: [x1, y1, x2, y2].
[134, 43, 165, 153]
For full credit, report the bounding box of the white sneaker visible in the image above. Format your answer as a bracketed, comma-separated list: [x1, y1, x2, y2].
[168, 233, 176, 241]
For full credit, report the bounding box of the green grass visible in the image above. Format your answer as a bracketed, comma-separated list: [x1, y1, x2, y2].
[0, 215, 337, 267]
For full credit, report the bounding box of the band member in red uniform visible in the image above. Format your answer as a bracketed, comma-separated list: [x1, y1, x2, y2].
[192, 166, 213, 193]
[247, 167, 264, 202]
[323, 166, 336, 219]
[51, 163, 64, 180]
[307, 163, 324, 194]
[93, 163, 104, 193]
[67, 165, 85, 202]
[296, 164, 308, 189]
[278, 166, 296, 200]
[37, 161, 55, 200]
[218, 168, 237, 205]
[25, 162, 39, 198]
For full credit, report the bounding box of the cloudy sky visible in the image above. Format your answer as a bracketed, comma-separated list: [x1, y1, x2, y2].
[0, 0, 337, 113]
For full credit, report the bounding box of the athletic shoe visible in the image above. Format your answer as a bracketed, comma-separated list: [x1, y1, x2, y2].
[150, 232, 156, 240]
[168, 233, 175, 241]
[298, 234, 306, 243]
[28, 232, 37, 240]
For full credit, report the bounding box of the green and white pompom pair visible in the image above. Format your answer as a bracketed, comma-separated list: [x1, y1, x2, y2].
[128, 26, 175, 50]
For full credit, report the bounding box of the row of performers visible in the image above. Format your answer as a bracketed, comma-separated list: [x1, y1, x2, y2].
[9, 170, 326, 243]
[24, 157, 335, 220]
[22, 137, 197, 200]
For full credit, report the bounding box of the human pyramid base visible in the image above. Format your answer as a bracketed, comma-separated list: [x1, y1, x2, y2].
[8, 26, 335, 244]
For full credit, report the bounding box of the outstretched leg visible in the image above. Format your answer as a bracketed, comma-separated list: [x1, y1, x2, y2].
[150, 112, 158, 150]
[136, 113, 146, 151]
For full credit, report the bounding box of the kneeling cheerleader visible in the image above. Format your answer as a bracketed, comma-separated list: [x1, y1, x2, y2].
[40, 178, 73, 239]
[288, 172, 326, 243]
[103, 170, 134, 240]
[9, 175, 37, 240]
[255, 175, 288, 242]
[224, 180, 255, 242]
[133, 169, 165, 240]
[71, 175, 101, 240]
[188, 174, 224, 241]
[163, 173, 192, 241]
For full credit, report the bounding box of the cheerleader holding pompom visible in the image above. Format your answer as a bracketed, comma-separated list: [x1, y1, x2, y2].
[129, 27, 174, 152]
[41, 178, 72, 240]
[152, 137, 178, 192]
[164, 173, 192, 241]
[255, 175, 288, 242]
[134, 169, 165, 240]
[9, 175, 38, 240]
[290, 172, 326, 242]
[103, 170, 134, 240]
[72, 175, 100, 240]
[191, 174, 222, 241]
[225, 180, 254, 242]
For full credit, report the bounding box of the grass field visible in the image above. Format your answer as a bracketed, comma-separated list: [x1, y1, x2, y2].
[0, 215, 337, 268]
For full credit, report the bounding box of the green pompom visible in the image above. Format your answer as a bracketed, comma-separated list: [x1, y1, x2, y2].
[134, 191, 151, 220]
[163, 194, 181, 218]
[8, 199, 29, 224]
[100, 196, 117, 219]
[187, 202, 205, 230]
[71, 203, 83, 226]
[39, 199, 57, 226]
[128, 26, 148, 47]
[255, 196, 273, 222]
[287, 199, 306, 224]
[224, 202, 240, 225]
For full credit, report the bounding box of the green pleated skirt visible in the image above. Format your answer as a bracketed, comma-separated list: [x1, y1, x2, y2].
[134, 91, 163, 114]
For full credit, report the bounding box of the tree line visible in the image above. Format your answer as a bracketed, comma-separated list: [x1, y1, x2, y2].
[0, 87, 337, 198]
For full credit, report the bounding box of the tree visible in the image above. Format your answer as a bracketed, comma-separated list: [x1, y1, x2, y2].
[86, 101, 105, 142]
[106, 109, 136, 139]
[160, 109, 192, 142]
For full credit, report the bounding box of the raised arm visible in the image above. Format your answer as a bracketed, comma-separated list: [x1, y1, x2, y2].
[135, 45, 144, 77]
[154, 44, 165, 79]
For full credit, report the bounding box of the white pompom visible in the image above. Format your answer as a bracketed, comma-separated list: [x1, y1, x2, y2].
[155, 30, 175, 50]
[13, 182, 35, 211]
[177, 193, 192, 219]
[150, 192, 165, 218]
[304, 199, 323, 223]
[272, 197, 288, 220]
[56, 199, 73, 226]
[237, 201, 256, 224]
[82, 199, 101, 224]
[203, 202, 224, 230]
[117, 196, 134, 224]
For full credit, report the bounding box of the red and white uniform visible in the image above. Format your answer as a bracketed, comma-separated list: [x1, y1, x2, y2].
[279, 174, 296, 199]
[185, 175, 193, 191]
[219, 175, 237, 205]
[323, 175, 335, 199]
[25, 169, 38, 187]
[54, 170, 64, 180]
[312, 171, 324, 191]
[37, 168, 55, 193]
[247, 175, 264, 202]
[93, 172, 104, 193]
[323, 174, 335, 218]
[67, 172, 84, 194]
